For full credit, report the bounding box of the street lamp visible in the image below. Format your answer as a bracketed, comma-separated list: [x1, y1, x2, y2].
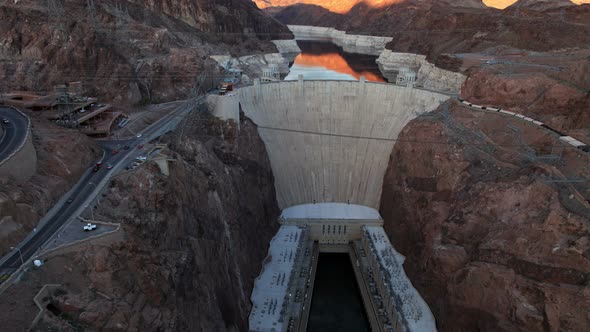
[10, 246, 24, 266]
[85, 204, 95, 221]
[88, 182, 100, 205]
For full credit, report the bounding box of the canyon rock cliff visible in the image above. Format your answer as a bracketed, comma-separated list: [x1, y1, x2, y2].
[380, 102, 590, 331]
[462, 66, 590, 134]
[0, 0, 290, 105]
[2, 112, 281, 331]
[269, 0, 590, 60]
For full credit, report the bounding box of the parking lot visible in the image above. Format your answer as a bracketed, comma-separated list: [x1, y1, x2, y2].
[41, 219, 117, 252]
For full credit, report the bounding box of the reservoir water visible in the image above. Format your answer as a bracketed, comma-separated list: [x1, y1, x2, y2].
[286, 40, 386, 82]
[307, 253, 370, 332]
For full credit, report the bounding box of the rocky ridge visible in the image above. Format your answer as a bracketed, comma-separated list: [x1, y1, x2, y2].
[0, 0, 290, 105]
[254, 0, 486, 13]
[3, 112, 281, 331]
[380, 101, 590, 332]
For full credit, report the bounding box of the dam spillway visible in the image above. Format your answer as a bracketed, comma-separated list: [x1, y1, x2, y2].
[239, 79, 452, 209]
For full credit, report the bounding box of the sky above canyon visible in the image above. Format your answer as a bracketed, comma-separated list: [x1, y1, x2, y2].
[254, 0, 590, 12]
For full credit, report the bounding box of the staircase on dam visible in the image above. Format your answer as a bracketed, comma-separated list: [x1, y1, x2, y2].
[249, 204, 437, 332]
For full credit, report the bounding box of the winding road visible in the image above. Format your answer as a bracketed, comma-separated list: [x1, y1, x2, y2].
[0, 96, 204, 285]
[0, 106, 29, 163]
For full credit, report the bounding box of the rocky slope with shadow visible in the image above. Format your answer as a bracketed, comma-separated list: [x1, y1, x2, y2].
[380, 101, 590, 332]
[1, 112, 281, 331]
[0, 0, 290, 105]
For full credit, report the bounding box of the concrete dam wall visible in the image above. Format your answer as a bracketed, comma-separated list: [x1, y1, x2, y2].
[239, 80, 451, 209]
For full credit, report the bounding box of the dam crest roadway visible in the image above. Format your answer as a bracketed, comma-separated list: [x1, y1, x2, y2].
[215, 78, 451, 332]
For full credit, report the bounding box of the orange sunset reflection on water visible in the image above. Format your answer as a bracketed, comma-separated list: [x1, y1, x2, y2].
[286, 41, 386, 82]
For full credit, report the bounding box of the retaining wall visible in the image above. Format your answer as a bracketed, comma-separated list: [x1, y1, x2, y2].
[0, 111, 36, 183]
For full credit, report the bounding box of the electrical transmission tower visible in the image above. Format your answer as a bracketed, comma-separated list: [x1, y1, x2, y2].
[175, 73, 210, 142]
[514, 2, 521, 18]
[560, 9, 566, 22]
[47, 0, 65, 33]
[86, 0, 98, 29]
[114, 1, 126, 33]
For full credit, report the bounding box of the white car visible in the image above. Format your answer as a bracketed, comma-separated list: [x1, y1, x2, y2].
[136, 133, 143, 138]
[83, 223, 97, 232]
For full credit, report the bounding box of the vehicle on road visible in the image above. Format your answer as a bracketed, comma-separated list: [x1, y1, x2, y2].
[83, 223, 97, 232]
[1, 118, 8, 124]
[107, 164, 113, 169]
[111, 149, 119, 155]
[123, 145, 130, 150]
[92, 166, 100, 172]
[66, 198, 73, 204]
[136, 133, 143, 138]
[137, 145, 144, 150]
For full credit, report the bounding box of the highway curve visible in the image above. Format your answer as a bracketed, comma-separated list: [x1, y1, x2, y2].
[0, 106, 30, 163]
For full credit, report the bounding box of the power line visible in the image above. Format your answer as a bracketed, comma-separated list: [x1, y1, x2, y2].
[146, 118, 583, 151]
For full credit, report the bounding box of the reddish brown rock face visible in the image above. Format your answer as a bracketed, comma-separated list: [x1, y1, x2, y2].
[0, 114, 280, 331]
[461, 57, 590, 138]
[380, 103, 590, 331]
[0, 0, 290, 105]
[70, 115, 280, 331]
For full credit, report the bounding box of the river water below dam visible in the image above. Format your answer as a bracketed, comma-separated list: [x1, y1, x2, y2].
[307, 253, 370, 332]
[286, 40, 386, 82]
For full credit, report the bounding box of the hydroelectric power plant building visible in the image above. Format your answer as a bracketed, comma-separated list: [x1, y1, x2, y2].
[208, 77, 451, 332]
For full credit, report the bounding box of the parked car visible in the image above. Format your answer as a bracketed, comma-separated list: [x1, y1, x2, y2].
[83, 223, 97, 232]
[92, 165, 100, 172]
[123, 145, 130, 150]
[137, 145, 144, 150]
[1, 118, 9, 124]
[66, 198, 73, 204]
[111, 149, 119, 155]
